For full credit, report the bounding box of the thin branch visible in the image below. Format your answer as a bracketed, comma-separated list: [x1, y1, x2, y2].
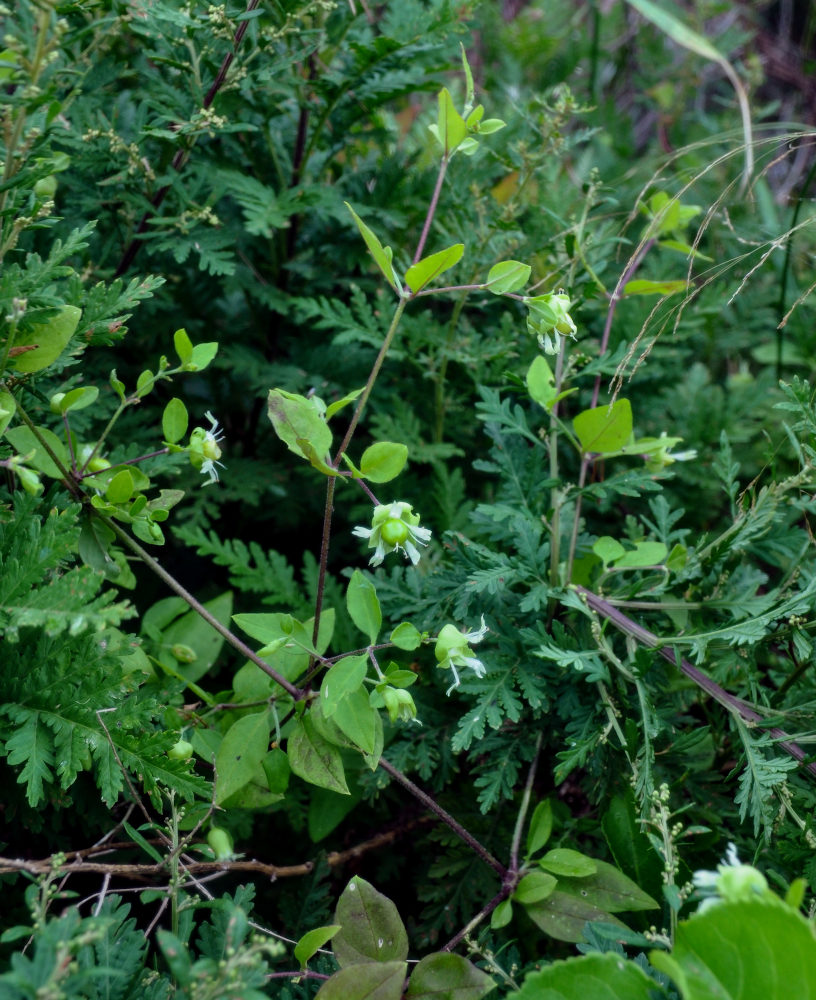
[413, 157, 449, 263]
[575, 585, 816, 777]
[102, 517, 302, 699]
[378, 758, 506, 876]
[0, 817, 433, 880]
[113, 0, 261, 278]
[96, 709, 160, 832]
[591, 237, 655, 409]
[509, 732, 542, 873]
[442, 886, 509, 953]
[310, 296, 407, 648]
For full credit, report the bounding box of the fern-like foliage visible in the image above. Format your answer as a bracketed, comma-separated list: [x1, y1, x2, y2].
[172, 524, 305, 610]
[732, 718, 799, 839]
[0, 496, 206, 809]
[0, 496, 133, 641]
[0, 627, 206, 808]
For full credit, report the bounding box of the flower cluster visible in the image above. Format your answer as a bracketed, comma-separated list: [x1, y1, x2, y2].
[525, 292, 577, 354]
[435, 616, 489, 694]
[352, 501, 431, 566]
[188, 411, 225, 485]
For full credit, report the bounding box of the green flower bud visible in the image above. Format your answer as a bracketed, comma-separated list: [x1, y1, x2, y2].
[381, 686, 418, 723]
[168, 739, 194, 761]
[34, 175, 57, 199]
[207, 827, 233, 860]
[16, 466, 42, 496]
[171, 644, 197, 664]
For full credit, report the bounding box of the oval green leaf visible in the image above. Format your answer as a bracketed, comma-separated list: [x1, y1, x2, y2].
[526, 799, 554, 857]
[332, 876, 409, 968]
[346, 569, 382, 643]
[316, 961, 407, 1000]
[573, 399, 633, 455]
[555, 860, 659, 913]
[57, 386, 99, 414]
[486, 259, 531, 295]
[525, 890, 624, 944]
[332, 687, 381, 756]
[162, 397, 189, 444]
[359, 441, 409, 483]
[406, 952, 496, 1000]
[105, 468, 136, 504]
[288, 714, 349, 795]
[514, 952, 656, 1000]
[405, 243, 464, 294]
[13, 305, 81, 373]
[614, 541, 668, 568]
[513, 871, 558, 905]
[294, 924, 342, 968]
[320, 654, 368, 717]
[651, 900, 816, 1000]
[390, 622, 421, 651]
[540, 849, 597, 877]
[215, 711, 271, 804]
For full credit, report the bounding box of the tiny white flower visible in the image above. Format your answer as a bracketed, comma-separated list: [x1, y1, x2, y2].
[352, 501, 432, 566]
[189, 410, 226, 485]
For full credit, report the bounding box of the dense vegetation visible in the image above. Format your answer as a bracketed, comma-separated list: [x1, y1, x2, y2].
[2, 1, 816, 996]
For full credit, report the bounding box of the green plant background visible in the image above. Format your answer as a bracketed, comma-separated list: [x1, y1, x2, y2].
[2, 0, 816, 997]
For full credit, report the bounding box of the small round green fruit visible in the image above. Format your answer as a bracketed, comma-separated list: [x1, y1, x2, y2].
[168, 739, 194, 761]
[34, 175, 57, 199]
[381, 518, 409, 546]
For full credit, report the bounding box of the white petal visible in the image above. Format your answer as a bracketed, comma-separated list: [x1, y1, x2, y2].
[352, 526, 372, 539]
[462, 655, 485, 677]
[464, 615, 488, 643]
[403, 540, 421, 565]
[445, 662, 461, 695]
[410, 526, 433, 545]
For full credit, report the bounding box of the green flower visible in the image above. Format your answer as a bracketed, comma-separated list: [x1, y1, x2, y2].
[525, 292, 577, 354]
[644, 432, 697, 472]
[188, 410, 225, 485]
[435, 616, 489, 694]
[352, 501, 432, 566]
[381, 687, 419, 724]
[692, 843, 770, 912]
